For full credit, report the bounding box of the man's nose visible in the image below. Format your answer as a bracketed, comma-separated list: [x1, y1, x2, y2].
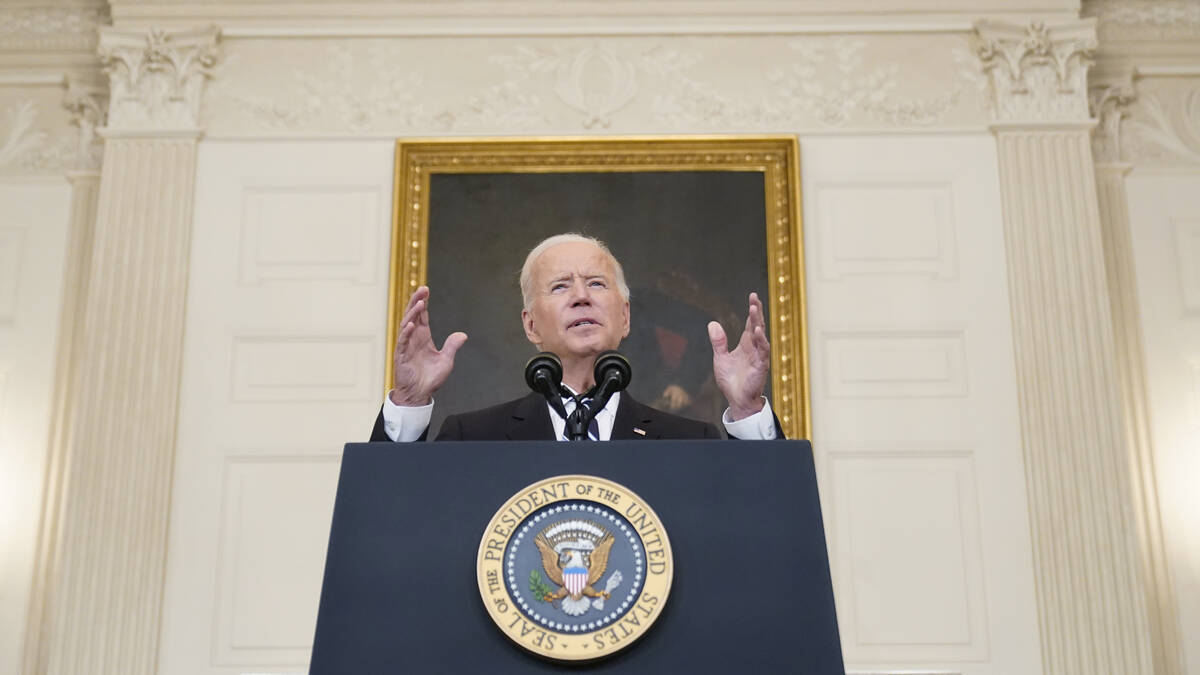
[568, 278, 592, 304]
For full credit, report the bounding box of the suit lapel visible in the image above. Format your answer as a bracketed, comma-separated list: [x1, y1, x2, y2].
[504, 392, 557, 441]
[611, 393, 659, 440]
[503, 392, 661, 441]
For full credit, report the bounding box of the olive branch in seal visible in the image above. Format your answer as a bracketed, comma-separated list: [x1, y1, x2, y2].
[529, 569, 555, 603]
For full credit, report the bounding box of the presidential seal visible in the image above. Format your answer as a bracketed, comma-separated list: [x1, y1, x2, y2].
[477, 475, 673, 662]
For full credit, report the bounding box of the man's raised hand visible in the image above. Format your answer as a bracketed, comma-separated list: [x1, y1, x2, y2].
[707, 292, 771, 421]
[389, 286, 467, 406]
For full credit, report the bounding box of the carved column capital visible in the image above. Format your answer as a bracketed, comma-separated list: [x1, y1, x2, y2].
[1089, 80, 1137, 166]
[62, 74, 108, 171]
[98, 26, 220, 135]
[973, 19, 1098, 126]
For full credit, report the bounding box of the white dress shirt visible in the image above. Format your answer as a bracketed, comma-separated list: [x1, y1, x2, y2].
[379, 392, 777, 442]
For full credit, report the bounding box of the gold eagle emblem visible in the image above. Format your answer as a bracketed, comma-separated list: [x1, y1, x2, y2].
[534, 519, 622, 616]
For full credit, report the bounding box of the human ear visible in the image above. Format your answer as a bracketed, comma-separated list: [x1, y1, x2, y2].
[522, 308, 542, 346]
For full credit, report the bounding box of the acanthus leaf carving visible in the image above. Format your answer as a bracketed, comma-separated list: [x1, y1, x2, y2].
[1089, 81, 1136, 164]
[1122, 81, 1200, 165]
[63, 75, 108, 171]
[973, 20, 1097, 124]
[99, 26, 220, 132]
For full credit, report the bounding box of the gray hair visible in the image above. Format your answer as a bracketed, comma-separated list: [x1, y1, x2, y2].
[519, 233, 631, 310]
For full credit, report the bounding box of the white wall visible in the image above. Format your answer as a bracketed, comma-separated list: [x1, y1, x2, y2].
[802, 134, 1040, 674]
[159, 140, 394, 675]
[0, 177, 71, 675]
[1125, 171, 1200, 675]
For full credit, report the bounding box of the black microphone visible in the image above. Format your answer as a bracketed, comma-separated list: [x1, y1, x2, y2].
[583, 350, 632, 424]
[592, 350, 632, 397]
[525, 352, 569, 422]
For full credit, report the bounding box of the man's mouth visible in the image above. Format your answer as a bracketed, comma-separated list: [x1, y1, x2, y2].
[568, 318, 600, 329]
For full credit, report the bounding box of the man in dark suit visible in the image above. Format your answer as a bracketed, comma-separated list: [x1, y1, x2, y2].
[370, 233, 779, 442]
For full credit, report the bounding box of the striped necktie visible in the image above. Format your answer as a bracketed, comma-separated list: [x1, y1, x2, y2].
[562, 398, 601, 441]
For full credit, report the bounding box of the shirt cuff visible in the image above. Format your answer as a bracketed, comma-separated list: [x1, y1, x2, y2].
[381, 393, 434, 442]
[722, 397, 777, 440]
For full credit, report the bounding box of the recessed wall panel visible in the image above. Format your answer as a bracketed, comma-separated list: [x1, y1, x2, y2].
[1174, 218, 1200, 312]
[239, 186, 380, 285]
[212, 455, 341, 665]
[830, 452, 989, 662]
[816, 182, 957, 280]
[823, 331, 968, 398]
[230, 335, 375, 402]
[0, 228, 25, 322]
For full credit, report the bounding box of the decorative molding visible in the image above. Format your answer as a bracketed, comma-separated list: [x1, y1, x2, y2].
[1084, 0, 1200, 42]
[1090, 80, 1135, 164]
[207, 36, 987, 134]
[974, 20, 1097, 124]
[1122, 79, 1200, 166]
[650, 38, 978, 128]
[822, 331, 969, 399]
[829, 452, 988, 661]
[99, 26, 220, 132]
[62, 75, 106, 171]
[0, 3, 109, 52]
[0, 100, 75, 173]
[106, 0, 1078, 36]
[0, 100, 47, 169]
[0, 79, 106, 174]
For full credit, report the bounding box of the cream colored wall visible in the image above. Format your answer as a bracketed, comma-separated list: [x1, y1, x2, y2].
[0, 177, 71, 675]
[1125, 170, 1200, 675]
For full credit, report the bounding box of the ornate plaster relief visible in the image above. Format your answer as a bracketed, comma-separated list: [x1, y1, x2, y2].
[1085, 0, 1200, 42]
[203, 34, 990, 135]
[0, 91, 92, 174]
[0, 3, 109, 53]
[974, 20, 1097, 124]
[99, 26, 220, 132]
[1122, 77, 1200, 165]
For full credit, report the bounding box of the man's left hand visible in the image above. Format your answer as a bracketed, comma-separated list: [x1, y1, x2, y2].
[708, 292, 771, 421]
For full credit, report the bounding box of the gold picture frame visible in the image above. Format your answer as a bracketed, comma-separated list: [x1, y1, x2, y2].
[388, 136, 811, 440]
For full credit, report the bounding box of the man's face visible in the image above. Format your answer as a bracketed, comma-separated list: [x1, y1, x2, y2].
[522, 241, 630, 362]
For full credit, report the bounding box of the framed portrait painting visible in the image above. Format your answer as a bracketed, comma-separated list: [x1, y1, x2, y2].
[387, 136, 810, 440]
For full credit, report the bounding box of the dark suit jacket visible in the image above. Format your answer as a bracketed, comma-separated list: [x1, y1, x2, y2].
[369, 392, 783, 442]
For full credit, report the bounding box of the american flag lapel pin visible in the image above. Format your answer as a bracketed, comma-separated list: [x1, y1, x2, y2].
[633, 427, 646, 436]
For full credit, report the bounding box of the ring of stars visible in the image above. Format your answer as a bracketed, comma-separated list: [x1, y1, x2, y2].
[505, 501, 646, 632]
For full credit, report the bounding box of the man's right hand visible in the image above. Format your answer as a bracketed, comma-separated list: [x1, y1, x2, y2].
[390, 286, 468, 406]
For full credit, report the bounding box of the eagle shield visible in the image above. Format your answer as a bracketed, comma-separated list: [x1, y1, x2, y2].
[534, 519, 620, 616]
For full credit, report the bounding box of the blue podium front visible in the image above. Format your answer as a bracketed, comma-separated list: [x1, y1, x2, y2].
[311, 440, 844, 674]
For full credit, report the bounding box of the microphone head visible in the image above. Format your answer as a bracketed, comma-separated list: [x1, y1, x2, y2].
[593, 350, 632, 392]
[524, 352, 563, 392]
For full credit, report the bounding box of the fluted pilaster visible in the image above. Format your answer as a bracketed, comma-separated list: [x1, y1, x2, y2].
[40, 26, 218, 675]
[46, 137, 198, 675]
[977, 20, 1155, 675]
[1089, 82, 1183, 675]
[21, 72, 107, 675]
[21, 170, 100, 675]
